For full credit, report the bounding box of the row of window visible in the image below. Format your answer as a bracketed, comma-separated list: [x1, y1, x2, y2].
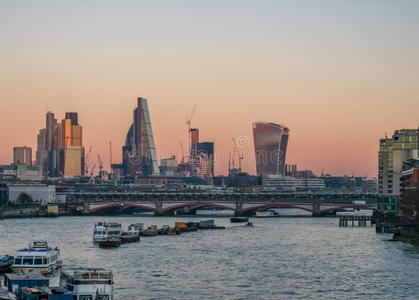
[14, 255, 58, 265]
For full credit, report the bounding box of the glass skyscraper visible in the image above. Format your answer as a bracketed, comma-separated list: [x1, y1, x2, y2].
[253, 122, 290, 176]
[122, 97, 159, 177]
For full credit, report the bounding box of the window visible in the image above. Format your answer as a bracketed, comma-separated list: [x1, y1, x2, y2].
[23, 257, 33, 265]
[97, 296, 109, 300]
[43, 258, 48, 264]
[14, 257, 22, 265]
[79, 295, 93, 300]
[34, 256, 43, 265]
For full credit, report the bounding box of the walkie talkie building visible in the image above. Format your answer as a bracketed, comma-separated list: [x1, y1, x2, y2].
[253, 122, 289, 176]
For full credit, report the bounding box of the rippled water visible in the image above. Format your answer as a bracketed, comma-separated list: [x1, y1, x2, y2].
[1, 216, 419, 299]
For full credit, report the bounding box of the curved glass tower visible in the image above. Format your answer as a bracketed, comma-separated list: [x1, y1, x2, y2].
[253, 122, 289, 176]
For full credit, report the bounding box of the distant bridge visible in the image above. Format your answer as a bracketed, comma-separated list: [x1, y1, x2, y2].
[61, 192, 391, 216]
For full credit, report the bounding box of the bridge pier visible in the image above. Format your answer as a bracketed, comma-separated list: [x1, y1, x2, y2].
[312, 204, 321, 217]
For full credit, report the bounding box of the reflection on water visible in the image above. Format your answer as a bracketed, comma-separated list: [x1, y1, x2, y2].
[1, 216, 419, 299]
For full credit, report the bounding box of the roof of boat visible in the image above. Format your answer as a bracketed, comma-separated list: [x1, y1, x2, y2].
[61, 267, 112, 276]
[5, 272, 47, 280]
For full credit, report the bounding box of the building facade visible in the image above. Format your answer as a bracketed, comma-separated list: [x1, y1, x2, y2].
[13, 147, 32, 165]
[378, 129, 419, 196]
[253, 122, 289, 176]
[3, 165, 42, 181]
[8, 184, 56, 204]
[399, 159, 419, 218]
[122, 97, 159, 177]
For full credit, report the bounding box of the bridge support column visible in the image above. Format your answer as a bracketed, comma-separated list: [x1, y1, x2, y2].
[312, 204, 321, 217]
[235, 202, 243, 216]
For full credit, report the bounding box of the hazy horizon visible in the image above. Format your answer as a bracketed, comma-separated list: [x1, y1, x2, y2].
[1, 0, 418, 177]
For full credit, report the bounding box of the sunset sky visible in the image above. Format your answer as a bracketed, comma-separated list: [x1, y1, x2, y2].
[1, 1, 418, 177]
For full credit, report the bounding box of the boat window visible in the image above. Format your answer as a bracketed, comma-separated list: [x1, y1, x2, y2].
[90, 273, 98, 279]
[79, 296, 93, 300]
[43, 258, 48, 264]
[97, 295, 109, 300]
[23, 257, 33, 265]
[100, 274, 110, 279]
[34, 256, 43, 265]
[14, 257, 22, 265]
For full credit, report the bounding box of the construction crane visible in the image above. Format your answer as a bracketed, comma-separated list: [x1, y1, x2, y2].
[186, 106, 197, 156]
[232, 137, 244, 172]
[97, 154, 103, 173]
[90, 164, 96, 177]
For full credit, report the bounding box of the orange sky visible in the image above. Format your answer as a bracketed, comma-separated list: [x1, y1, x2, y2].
[1, 1, 418, 177]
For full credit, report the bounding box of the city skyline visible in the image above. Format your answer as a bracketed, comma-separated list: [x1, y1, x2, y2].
[1, 1, 419, 177]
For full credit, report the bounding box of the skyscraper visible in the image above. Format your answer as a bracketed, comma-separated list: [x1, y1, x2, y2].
[122, 97, 159, 177]
[59, 112, 85, 177]
[253, 122, 290, 176]
[13, 146, 32, 165]
[190, 128, 199, 159]
[198, 142, 215, 179]
[378, 129, 419, 196]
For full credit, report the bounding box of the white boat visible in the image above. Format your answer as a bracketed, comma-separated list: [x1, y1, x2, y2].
[127, 223, 143, 235]
[60, 268, 114, 300]
[11, 241, 62, 275]
[0, 286, 16, 300]
[93, 222, 122, 242]
[255, 210, 280, 218]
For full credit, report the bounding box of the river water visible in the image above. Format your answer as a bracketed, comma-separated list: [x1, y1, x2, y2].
[1, 216, 419, 299]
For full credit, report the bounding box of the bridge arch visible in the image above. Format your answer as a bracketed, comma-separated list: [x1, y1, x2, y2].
[160, 202, 235, 213]
[89, 202, 156, 215]
[242, 203, 313, 213]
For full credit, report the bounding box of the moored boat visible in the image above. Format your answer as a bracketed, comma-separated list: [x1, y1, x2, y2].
[255, 209, 280, 218]
[60, 268, 114, 300]
[93, 222, 122, 242]
[0, 256, 14, 273]
[11, 241, 62, 275]
[120, 224, 141, 243]
[230, 217, 249, 223]
[140, 225, 159, 236]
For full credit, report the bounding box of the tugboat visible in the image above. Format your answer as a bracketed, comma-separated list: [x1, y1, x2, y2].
[93, 222, 122, 242]
[60, 268, 114, 300]
[11, 241, 62, 275]
[120, 224, 141, 243]
[140, 225, 159, 236]
[0, 255, 14, 273]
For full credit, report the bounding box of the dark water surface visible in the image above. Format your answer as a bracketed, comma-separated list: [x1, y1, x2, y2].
[1, 216, 419, 299]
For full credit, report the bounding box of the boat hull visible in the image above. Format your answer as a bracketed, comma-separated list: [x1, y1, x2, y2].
[98, 237, 121, 248]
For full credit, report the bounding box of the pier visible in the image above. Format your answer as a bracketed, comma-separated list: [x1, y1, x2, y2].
[339, 216, 373, 227]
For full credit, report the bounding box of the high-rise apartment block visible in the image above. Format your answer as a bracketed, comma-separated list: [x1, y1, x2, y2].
[13, 146, 32, 165]
[378, 129, 419, 196]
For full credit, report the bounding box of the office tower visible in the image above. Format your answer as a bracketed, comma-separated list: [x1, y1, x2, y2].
[59, 112, 85, 177]
[122, 97, 159, 177]
[198, 142, 215, 179]
[13, 146, 32, 165]
[36, 128, 48, 175]
[378, 129, 419, 196]
[253, 122, 290, 176]
[190, 128, 199, 159]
